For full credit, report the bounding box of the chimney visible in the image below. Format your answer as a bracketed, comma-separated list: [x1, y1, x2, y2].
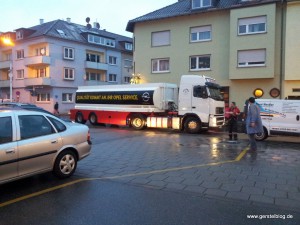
[40, 19, 44, 24]
[66, 18, 71, 23]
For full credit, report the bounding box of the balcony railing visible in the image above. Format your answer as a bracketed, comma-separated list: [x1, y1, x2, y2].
[0, 61, 10, 69]
[24, 77, 51, 86]
[24, 56, 51, 67]
[85, 61, 108, 71]
[0, 80, 9, 88]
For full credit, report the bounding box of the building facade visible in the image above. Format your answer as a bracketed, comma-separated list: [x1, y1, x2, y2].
[0, 19, 133, 114]
[126, 0, 300, 107]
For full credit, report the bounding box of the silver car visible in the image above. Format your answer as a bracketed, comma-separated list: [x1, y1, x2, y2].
[0, 109, 91, 184]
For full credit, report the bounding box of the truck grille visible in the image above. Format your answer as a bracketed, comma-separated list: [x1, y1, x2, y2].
[216, 107, 224, 115]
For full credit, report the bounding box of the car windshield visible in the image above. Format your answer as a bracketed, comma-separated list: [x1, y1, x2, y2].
[206, 83, 223, 101]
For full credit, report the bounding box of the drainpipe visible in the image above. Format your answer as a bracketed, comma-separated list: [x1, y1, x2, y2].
[279, 0, 286, 99]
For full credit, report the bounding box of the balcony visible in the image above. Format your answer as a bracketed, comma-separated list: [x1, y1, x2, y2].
[24, 77, 52, 87]
[85, 61, 108, 71]
[24, 56, 51, 67]
[0, 80, 9, 88]
[0, 60, 10, 69]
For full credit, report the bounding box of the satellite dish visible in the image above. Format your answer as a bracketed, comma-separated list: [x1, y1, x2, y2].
[96, 22, 100, 29]
[87, 24, 92, 29]
[86, 17, 90, 23]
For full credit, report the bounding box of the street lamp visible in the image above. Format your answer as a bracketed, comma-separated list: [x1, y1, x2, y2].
[1, 37, 14, 102]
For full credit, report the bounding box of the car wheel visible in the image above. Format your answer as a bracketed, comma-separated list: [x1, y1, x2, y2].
[75, 112, 86, 124]
[184, 117, 201, 134]
[53, 150, 77, 178]
[89, 113, 98, 125]
[254, 127, 268, 141]
[131, 114, 146, 130]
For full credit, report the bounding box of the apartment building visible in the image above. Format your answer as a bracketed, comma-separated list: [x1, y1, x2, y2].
[0, 19, 133, 114]
[126, 0, 300, 107]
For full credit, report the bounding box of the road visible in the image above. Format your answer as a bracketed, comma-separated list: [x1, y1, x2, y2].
[0, 125, 299, 225]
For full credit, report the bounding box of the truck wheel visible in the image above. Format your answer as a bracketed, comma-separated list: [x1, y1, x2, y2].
[75, 112, 86, 124]
[254, 127, 268, 141]
[53, 150, 77, 178]
[131, 115, 146, 130]
[184, 117, 201, 134]
[89, 113, 98, 125]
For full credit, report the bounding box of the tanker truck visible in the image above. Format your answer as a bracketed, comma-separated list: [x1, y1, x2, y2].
[70, 75, 225, 133]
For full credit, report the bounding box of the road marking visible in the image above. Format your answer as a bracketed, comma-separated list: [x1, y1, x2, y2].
[0, 147, 248, 208]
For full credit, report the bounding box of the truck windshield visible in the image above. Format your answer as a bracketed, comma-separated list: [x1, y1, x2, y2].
[205, 82, 223, 101]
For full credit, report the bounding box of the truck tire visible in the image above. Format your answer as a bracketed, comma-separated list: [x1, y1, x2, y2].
[184, 117, 201, 134]
[254, 127, 268, 141]
[131, 114, 146, 130]
[75, 112, 86, 124]
[89, 113, 98, 125]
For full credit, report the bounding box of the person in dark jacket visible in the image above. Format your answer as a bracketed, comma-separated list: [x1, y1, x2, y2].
[54, 102, 59, 115]
[227, 101, 240, 141]
[246, 97, 263, 151]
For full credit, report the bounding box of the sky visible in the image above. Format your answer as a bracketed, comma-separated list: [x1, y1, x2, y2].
[0, 0, 176, 37]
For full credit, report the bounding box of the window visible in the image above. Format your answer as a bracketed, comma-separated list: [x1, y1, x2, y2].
[37, 93, 50, 102]
[36, 68, 46, 78]
[16, 31, 23, 40]
[88, 34, 116, 48]
[86, 72, 106, 81]
[238, 49, 266, 67]
[35, 47, 46, 56]
[125, 43, 133, 50]
[108, 56, 117, 65]
[238, 16, 266, 35]
[62, 93, 73, 103]
[64, 68, 75, 80]
[108, 74, 117, 82]
[57, 29, 67, 37]
[190, 26, 212, 42]
[192, 0, 212, 9]
[19, 115, 55, 139]
[124, 77, 131, 83]
[64, 47, 74, 60]
[16, 69, 24, 79]
[86, 53, 100, 63]
[190, 55, 211, 70]
[152, 31, 170, 47]
[0, 117, 12, 144]
[124, 59, 133, 68]
[47, 116, 66, 132]
[16, 49, 24, 59]
[152, 58, 170, 73]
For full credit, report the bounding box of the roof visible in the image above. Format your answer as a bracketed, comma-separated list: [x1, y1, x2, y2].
[126, 0, 280, 32]
[16, 20, 133, 52]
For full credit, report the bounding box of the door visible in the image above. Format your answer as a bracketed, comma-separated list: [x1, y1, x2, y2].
[192, 85, 210, 123]
[17, 115, 62, 176]
[0, 116, 18, 182]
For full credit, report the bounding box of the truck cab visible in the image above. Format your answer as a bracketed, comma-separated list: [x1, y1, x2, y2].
[178, 75, 225, 133]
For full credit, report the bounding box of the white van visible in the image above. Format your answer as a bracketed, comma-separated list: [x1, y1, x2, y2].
[254, 99, 300, 140]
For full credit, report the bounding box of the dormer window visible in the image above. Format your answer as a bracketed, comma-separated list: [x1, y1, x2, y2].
[16, 31, 23, 40]
[57, 29, 67, 37]
[192, 0, 212, 9]
[125, 43, 133, 51]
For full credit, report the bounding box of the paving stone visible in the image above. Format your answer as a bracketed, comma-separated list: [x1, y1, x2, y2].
[288, 192, 300, 201]
[148, 174, 168, 181]
[276, 184, 299, 193]
[131, 177, 151, 185]
[148, 180, 167, 188]
[205, 188, 227, 197]
[182, 178, 204, 186]
[247, 175, 267, 182]
[201, 181, 221, 189]
[234, 180, 255, 187]
[215, 177, 236, 184]
[166, 183, 186, 191]
[184, 185, 206, 194]
[275, 198, 300, 210]
[165, 176, 185, 183]
[254, 181, 276, 189]
[226, 191, 250, 201]
[250, 194, 274, 204]
[267, 177, 287, 185]
[241, 187, 263, 195]
[221, 183, 242, 192]
[264, 188, 287, 198]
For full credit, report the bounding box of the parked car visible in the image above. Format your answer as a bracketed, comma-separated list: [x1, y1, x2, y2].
[0, 109, 92, 184]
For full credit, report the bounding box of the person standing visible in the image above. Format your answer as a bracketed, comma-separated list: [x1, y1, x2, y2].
[227, 102, 240, 141]
[246, 97, 263, 151]
[54, 102, 59, 115]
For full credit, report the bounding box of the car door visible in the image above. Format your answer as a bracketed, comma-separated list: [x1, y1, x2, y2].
[17, 114, 63, 176]
[0, 115, 18, 182]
